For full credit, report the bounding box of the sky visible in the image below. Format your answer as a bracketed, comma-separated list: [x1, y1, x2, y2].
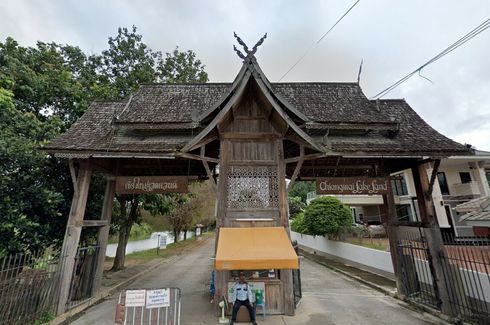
[1, 0, 489, 150]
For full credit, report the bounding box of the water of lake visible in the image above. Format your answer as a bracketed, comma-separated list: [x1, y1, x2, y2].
[105, 231, 194, 257]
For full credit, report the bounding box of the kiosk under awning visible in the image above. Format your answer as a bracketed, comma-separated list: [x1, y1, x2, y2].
[215, 227, 299, 270]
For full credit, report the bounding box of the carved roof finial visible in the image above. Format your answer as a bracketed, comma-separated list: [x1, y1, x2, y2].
[233, 32, 267, 59]
[233, 45, 246, 60]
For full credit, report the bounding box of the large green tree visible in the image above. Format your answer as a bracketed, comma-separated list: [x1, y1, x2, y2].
[0, 26, 208, 257]
[0, 81, 64, 255]
[0, 39, 96, 256]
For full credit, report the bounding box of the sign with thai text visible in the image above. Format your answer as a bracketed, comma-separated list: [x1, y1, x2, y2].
[158, 235, 167, 249]
[125, 289, 146, 307]
[316, 177, 389, 195]
[115, 176, 188, 194]
[146, 289, 170, 309]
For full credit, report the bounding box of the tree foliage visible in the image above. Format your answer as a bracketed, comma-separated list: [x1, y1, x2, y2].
[0, 26, 208, 256]
[302, 196, 352, 239]
[288, 181, 315, 203]
[288, 196, 305, 219]
[141, 180, 216, 243]
[290, 211, 307, 234]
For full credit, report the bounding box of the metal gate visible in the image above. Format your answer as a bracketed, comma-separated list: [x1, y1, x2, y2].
[67, 246, 100, 309]
[396, 227, 439, 308]
[397, 227, 490, 323]
[115, 288, 181, 325]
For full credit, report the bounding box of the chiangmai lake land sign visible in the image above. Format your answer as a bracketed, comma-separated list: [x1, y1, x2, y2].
[316, 177, 389, 195]
[115, 176, 188, 194]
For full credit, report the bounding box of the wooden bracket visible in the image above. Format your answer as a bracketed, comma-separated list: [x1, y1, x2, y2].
[68, 159, 79, 196]
[427, 159, 441, 197]
[201, 146, 217, 192]
[287, 145, 305, 192]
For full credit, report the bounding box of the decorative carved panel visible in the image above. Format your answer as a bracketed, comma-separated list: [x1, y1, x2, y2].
[227, 165, 279, 209]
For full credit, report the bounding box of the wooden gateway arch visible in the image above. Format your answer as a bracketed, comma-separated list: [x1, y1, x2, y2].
[46, 35, 471, 316]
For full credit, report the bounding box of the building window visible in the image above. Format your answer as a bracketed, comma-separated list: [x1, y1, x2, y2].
[395, 204, 414, 222]
[459, 172, 472, 184]
[486, 170, 490, 189]
[437, 172, 450, 195]
[391, 173, 408, 196]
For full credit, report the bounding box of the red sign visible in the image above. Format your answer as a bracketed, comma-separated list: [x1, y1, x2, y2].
[115, 176, 188, 194]
[316, 177, 389, 195]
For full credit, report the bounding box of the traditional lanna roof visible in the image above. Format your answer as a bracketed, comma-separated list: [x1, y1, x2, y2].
[45, 43, 471, 161]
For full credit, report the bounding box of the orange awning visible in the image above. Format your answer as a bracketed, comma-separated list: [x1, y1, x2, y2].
[215, 227, 299, 270]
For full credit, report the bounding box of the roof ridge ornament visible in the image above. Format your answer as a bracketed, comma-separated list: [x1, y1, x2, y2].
[233, 32, 267, 59]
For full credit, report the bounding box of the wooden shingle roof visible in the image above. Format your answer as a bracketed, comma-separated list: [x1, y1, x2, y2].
[46, 75, 471, 158]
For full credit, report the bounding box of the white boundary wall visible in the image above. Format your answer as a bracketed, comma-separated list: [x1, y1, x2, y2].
[291, 231, 394, 274]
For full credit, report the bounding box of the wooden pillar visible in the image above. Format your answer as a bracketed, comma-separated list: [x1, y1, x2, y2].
[214, 140, 229, 309]
[381, 191, 406, 296]
[92, 178, 116, 294]
[57, 161, 92, 315]
[278, 140, 295, 316]
[411, 162, 456, 316]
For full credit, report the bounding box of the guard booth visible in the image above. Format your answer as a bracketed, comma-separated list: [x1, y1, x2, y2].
[45, 34, 472, 318]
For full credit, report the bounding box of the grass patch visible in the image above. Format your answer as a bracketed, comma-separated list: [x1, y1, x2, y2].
[31, 309, 55, 324]
[345, 237, 389, 251]
[105, 231, 214, 266]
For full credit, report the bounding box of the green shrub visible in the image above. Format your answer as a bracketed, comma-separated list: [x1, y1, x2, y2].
[291, 211, 308, 234]
[303, 196, 352, 239]
[288, 196, 305, 219]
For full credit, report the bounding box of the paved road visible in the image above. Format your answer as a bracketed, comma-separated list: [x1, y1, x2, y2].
[71, 238, 444, 325]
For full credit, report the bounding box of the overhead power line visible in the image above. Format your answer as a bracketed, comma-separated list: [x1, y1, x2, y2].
[372, 17, 490, 99]
[278, 0, 361, 82]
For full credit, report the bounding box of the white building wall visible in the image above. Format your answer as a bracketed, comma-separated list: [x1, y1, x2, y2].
[427, 166, 451, 228]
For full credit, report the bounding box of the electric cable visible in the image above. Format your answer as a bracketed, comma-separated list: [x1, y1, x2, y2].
[278, 0, 361, 81]
[372, 17, 490, 99]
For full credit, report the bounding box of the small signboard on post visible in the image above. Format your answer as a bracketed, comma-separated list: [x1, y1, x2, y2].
[125, 290, 146, 307]
[115, 176, 188, 194]
[316, 177, 389, 195]
[158, 235, 167, 249]
[146, 289, 170, 309]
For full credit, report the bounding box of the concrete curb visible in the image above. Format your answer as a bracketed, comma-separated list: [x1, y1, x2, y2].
[48, 237, 211, 325]
[302, 250, 458, 325]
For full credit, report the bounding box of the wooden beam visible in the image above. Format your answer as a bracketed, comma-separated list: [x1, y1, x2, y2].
[299, 164, 374, 170]
[287, 146, 304, 191]
[284, 153, 325, 164]
[92, 179, 116, 294]
[427, 159, 441, 197]
[57, 161, 92, 315]
[201, 146, 217, 192]
[220, 132, 281, 141]
[68, 159, 78, 196]
[176, 152, 219, 164]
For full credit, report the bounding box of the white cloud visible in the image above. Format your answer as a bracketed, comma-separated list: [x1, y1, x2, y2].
[1, 0, 489, 149]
